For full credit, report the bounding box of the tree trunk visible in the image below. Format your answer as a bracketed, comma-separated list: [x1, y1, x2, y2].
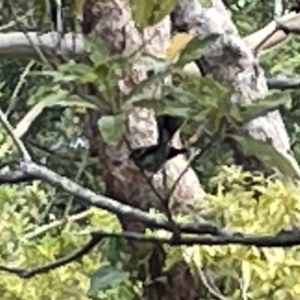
[81, 0, 203, 299]
[81, 0, 300, 299]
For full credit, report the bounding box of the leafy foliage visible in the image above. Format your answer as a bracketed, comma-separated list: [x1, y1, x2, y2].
[2, 0, 300, 299]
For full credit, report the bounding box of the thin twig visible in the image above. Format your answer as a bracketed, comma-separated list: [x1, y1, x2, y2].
[23, 210, 92, 240]
[6, 60, 36, 117]
[7, 3, 52, 68]
[124, 138, 180, 239]
[197, 268, 227, 300]
[0, 108, 32, 161]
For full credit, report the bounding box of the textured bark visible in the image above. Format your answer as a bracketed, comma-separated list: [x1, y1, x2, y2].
[81, 0, 204, 214]
[80, 0, 300, 299]
[81, 1, 203, 299]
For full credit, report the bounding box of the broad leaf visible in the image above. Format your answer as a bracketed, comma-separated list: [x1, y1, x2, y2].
[88, 264, 128, 299]
[160, 106, 191, 118]
[85, 36, 109, 66]
[229, 134, 300, 178]
[98, 114, 125, 146]
[31, 70, 79, 83]
[230, 93, 292, 125]
[58, 61, 93, 76]
[150, 0, 178, 27]
[124, 66, 170, 104]
[44, 94, 98, 110]
[129, 0, 154, 30]
[131, 98, 166, 113]
[30, 85, 98, 109]
[175, 34, 220, 67]
[129, 0, 177, 30]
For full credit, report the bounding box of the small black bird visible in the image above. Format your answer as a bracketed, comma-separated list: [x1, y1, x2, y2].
[130, 114, 187, 173]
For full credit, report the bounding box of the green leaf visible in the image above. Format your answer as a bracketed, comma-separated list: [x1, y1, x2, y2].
[58, 61, 93, 76]
[29, 85, 98, 109]
[124, 67, 169, 104]
[229, 134, 300, 178]
[129, 0, 154, 30]
[129, 0, 177, 30]
[230, 93, 291, 125]
[32, 86, 68, 104]
[31, 70, 79, 83]
[98, 115, 125, 146]
[85, 36, 109, 66]
[131, 98, 166, 112]
[44, 94, 98, 110]
[150, 0, 178, 27]
[160, 106, 191, 118]
[93, 63, 111, 79]
[104, 237, 125, 265]
[175, 34, 220, 67]
[88, 264, 129, 298]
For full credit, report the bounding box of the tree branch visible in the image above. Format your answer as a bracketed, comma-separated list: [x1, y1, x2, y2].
[88, 226, 300, 248]
[267, 76, 300, 90]
[0, 11, 298, 63]
[0, 108, 31, 161]
[18, 161, 227, 236]
[0, 32, 84, 61]
[1, 226, 300, 279]
[243, 12, 300, 54]
[0, 169, 37, 184]
[23, 210, 92, 240]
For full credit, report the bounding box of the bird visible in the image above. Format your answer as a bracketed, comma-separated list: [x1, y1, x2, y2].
[129, 114, 187, 173]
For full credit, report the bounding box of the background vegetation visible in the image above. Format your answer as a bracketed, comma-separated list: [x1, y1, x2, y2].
[1, 0, 300, 299]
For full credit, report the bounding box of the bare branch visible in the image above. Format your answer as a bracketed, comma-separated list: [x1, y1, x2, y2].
[0, 108, 32, 161]
[0, 32, 84, 61]
[244, 12, 300, 54]
[0, 169, 37, 184]
[23, 210, 92, 240]
[17, 161, 226, 236]
[2, 226, 300, 279]
[88, 227, 300, 248]
[267, 76, 300, 90]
